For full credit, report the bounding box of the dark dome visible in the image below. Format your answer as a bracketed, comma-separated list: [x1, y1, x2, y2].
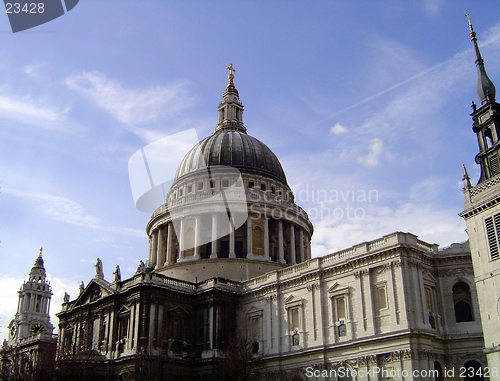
[174, 131, 288, 186]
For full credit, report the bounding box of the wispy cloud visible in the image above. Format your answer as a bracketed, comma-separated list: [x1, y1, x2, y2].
[65, 71, 195, 130]
[357, 138, 384, 167]
[0, 93, 71, 130]
[3, 188, 144, 238]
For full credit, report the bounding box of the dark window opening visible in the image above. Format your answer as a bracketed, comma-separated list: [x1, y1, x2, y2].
[463, 360, 484, 381]
[248, 181, 254, 189]
[252, 342, 259, 354]
[261, 184, 266, 191]
[338, 323, 347, 337]
[453, 282, 474, 322]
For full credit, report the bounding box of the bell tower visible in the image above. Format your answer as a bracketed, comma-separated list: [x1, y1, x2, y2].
[7, 248, 55, 346]
[460, 15, 500, 369]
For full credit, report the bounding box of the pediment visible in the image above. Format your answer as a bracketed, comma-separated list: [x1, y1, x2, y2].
[246, 306, 263, 316]
[284, 294, 303, 308]
[117, 306, 130, 315]
[73, 279, 115, 307]
[423, 271, 436, 284]
[168, 306, 189, 317]
[328, 282, 349, 296]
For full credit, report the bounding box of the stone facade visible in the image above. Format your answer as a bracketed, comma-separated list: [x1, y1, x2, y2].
[56, 233, 485, 380]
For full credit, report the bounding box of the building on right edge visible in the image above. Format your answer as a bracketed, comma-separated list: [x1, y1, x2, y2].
[461, 15, 500, 370]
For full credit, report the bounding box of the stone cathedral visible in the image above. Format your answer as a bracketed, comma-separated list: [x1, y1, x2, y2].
[5, 19, 500, 381]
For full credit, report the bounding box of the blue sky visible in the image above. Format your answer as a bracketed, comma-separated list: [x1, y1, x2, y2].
[1, 0, 500, 340]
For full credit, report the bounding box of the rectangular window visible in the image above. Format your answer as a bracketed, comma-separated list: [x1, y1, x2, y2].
[222, 179, 229, 188]
[236, 180, 242, 188]
[187, 185, 193, 193]
[290, 308, 300, 331]
[271, 187, 276, 194]
[335, 296, 346, 321]
[179, 189, 183, 196]
[248, 181, 254, 189]
[210, 180, 215, 189]
[198, 181, 204, 191]
[485, 214, 500, 260]
[377, 286, 387, 310]
[261, 184, 266, 191]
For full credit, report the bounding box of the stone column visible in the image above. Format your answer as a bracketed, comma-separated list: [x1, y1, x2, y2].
[156, 226, 165, 269]
[385, 263, 398, 327]
[178, 218, 185, 262]
[306, 236, 311, 260]
[299, 229, 305, 263]
[290, 223, 296, 265]
[149, 230, 158, 268]
[278, 220, 285, 264]
[166, 222, 174, 265]
[194, 215, 201, 260]
[363, 269, 375, 336]
[229, 223, 236, 258]
[211, 214, 218, 258]
[247, 217, 253, 259]
[264, 217, 270, 261]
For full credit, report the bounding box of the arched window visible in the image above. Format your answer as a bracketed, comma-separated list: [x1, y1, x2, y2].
[434, 361, 443, 381]
[485, 128, 494, 149]
[463, 360, 484, 381]
[453, 282, 474, 322]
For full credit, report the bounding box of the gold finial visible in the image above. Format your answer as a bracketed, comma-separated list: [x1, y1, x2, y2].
[226, 63, 235, 87]
[38, 247, 43, 257]
[466, 13, 476, 38]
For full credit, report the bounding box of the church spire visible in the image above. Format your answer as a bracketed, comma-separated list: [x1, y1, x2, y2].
[462, 164, 472, 190]
[215, 64, 246, 133]
[467, 13, 496, 105]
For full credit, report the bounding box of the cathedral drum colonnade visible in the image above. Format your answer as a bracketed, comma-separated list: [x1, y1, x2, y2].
[145, 65, 313, 282]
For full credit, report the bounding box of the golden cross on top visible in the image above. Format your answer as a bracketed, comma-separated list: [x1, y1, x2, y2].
[226, 63, 235, 75]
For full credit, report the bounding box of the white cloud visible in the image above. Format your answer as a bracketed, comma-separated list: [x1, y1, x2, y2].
[3, 188, 144, 238]
[330, 123, 348, 135]
[311, 201, 467, 258]
[0, 94, 70, 129]
[357, 138, 384, 167]
[65, 71, 194, 128]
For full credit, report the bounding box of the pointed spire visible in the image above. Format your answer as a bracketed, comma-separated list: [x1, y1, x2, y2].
[216, 64, 246, 133]
[467, 14, 496, 105]
[463, 164, 472, 189]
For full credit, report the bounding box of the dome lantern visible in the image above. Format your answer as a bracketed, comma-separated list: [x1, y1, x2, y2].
[216, 63, 246, 134]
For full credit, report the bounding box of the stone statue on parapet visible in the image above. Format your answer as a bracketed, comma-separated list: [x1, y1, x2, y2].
[113, 265, 121, 283]
[135, 260, 145, 275]
[94, 258, 104, 280]
[63, 292, 70, 303]
[79, 281, 85, 294]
